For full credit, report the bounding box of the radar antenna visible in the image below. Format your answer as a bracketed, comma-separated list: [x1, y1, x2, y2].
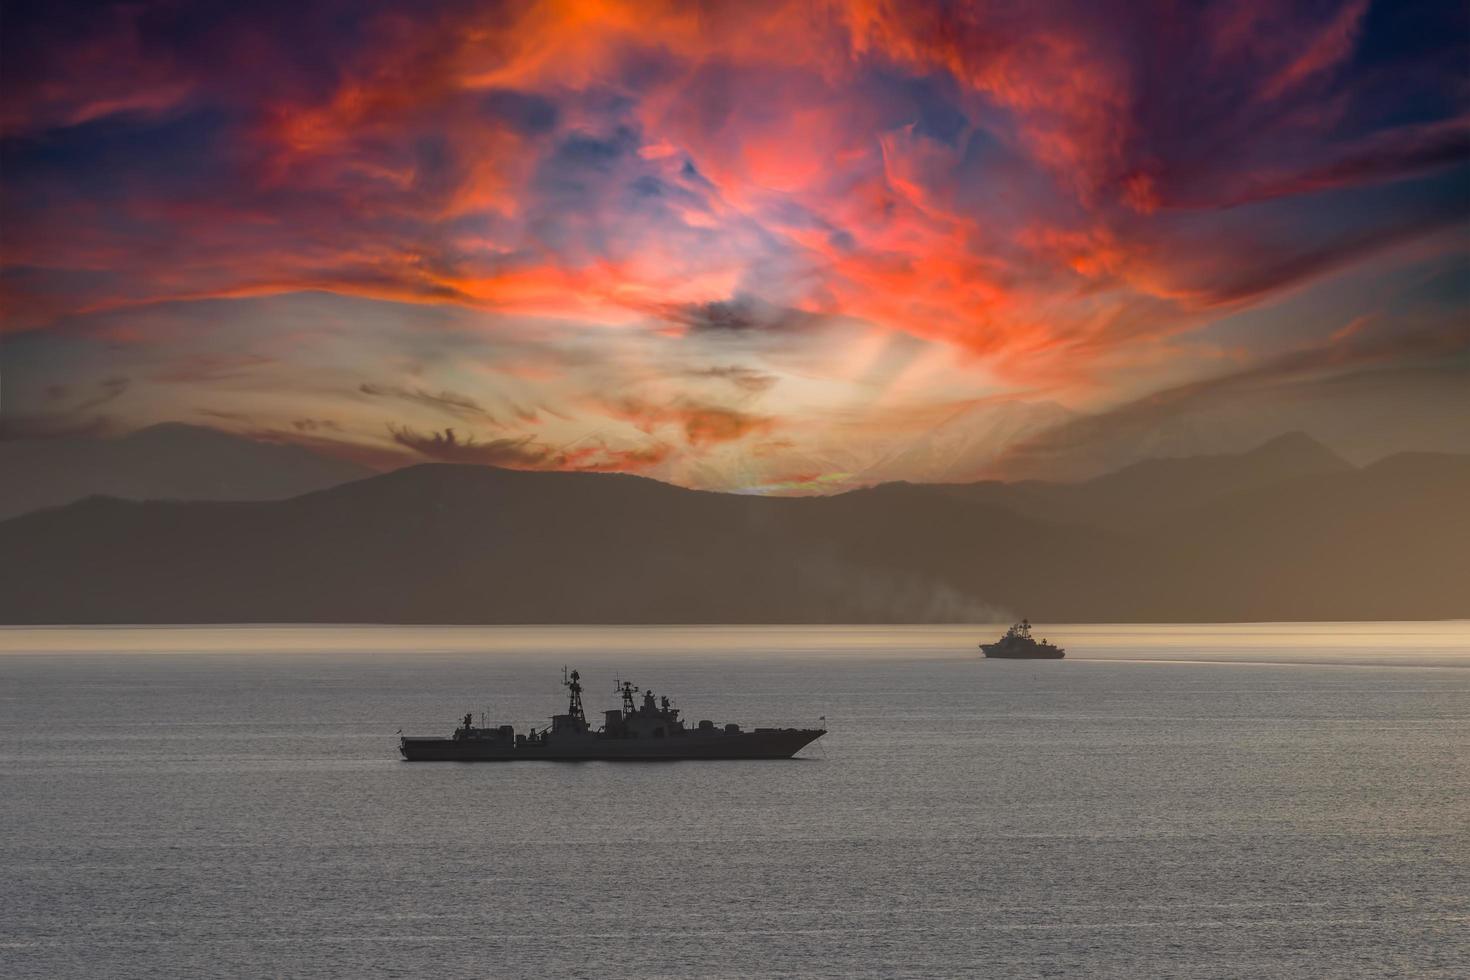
[613, 676, 639, 714]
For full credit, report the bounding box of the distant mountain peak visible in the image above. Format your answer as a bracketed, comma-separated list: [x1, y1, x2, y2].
[1247, 431, 1349, 467]
[1098, 430, 1351, 482]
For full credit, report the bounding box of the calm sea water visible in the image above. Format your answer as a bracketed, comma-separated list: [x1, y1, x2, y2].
[2, 624, 1467, 979]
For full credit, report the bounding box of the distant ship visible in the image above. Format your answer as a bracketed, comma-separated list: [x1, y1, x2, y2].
[980, 619, 1065, 659]
[399, 669, 827, 761]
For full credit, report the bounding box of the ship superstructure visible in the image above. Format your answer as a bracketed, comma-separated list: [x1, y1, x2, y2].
[399, 669, 825, 761]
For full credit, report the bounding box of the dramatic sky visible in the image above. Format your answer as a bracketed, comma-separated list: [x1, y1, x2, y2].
[3, 0, 1467, 490]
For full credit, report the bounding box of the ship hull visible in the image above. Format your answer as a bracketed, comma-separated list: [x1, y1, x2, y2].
[400, 728, 825, 762]
[981, 646, 1065, 659]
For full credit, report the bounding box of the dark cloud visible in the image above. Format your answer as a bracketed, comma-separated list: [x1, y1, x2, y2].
[658, 295, 826, 335]
[1218, 118, 1470, 208]
[389, 425, 566, 468]
[1109, 0, 1468, 213]
[479, 89, 560, 135]
[1191, 209, 1466, 309]
[386, 423, 672, 475]
[42, 376, 131, 415]
[555, 131, 630, 170]
[91, 377, 130, 407]
[359, 383, 492, 420]
[291, 417, 342, 432]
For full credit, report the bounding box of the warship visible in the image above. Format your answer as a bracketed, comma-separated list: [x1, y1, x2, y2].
[399, 669, 826, 761]
[980, 619, 1065, 659]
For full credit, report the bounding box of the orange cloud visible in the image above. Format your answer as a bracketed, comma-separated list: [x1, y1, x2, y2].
[4, 0, 1465, 489]
[608, 398, 776, 448]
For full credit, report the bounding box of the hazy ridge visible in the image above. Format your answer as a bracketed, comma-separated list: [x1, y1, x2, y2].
[2, 432, 1465, 624]
[0, 423, 372, 521]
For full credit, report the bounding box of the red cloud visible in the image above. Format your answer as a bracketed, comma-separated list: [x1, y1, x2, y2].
[3, 0, 1464, 481]
[608, 398, 776, 449]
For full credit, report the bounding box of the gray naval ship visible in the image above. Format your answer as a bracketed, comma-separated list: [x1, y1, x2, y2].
[980, 619, 1065, 659]
[399, 669, 826, 761]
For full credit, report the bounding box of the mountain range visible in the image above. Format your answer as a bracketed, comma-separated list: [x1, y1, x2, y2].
[0, 423, 372, 521]
[2, 431, 1465, 624]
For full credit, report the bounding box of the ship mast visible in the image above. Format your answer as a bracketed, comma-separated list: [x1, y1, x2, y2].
[563, 667, 586, 724]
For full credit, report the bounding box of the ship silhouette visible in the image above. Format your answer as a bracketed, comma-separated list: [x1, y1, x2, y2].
[399, 669, 826, 761]
[979, 619, 1065, 659]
